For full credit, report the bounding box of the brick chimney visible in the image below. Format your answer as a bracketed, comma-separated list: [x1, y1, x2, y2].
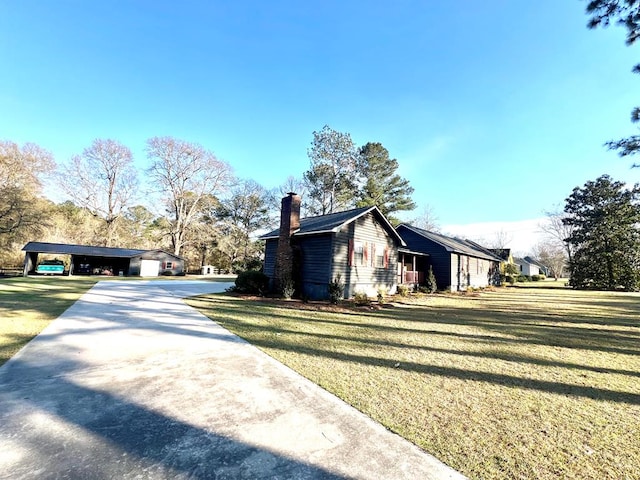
[275, 192, 301, 292]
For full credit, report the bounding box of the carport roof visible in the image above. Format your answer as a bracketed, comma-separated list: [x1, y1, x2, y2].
[23, 242, 148, 258]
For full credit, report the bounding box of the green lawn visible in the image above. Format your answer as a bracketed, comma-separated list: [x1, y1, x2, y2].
[188, 288, 640, 480]
[0, 276, 98, 365]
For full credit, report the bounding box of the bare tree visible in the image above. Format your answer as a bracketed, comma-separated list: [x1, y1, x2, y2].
[59, 139, 137, 246]
[216, 180, 272, 271]
[278, 175, 306, 199]
[146, 136, 233, 256]
[488, 229, 513, 250]
[268, 175, 309, 218]
[411, 204, 440, 231]
[539, 209, 575, 266]
[531, 241, 567, 279]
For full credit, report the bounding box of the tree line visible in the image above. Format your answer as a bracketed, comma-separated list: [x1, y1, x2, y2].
[0, 127, 417, 272]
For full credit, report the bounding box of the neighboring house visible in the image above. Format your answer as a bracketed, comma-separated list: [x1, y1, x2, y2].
[22, 242, 185, 277]
[261, 193, 406, 300]
[489, 248, 516, 274]
[513, 257, 540, 277]
[395, 224, 502, 291]
[524, 256, 549, 276]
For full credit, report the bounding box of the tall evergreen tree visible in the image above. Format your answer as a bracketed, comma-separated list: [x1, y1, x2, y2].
[586, 1, 640, 164]
[355, 142, 416, 221]
[563, 175, 640, 290]
[303, 125, 358, 215]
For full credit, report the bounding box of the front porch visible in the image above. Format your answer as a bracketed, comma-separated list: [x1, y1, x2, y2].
[397, 248, 429, 288]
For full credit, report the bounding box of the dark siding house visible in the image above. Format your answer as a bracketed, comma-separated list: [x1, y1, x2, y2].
[22, 242, 185, 277]
[261, 193, 406, 300]
[395, 224, 502, 291]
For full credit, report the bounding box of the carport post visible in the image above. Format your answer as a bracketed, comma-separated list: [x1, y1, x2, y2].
[23, 252, 37, 277]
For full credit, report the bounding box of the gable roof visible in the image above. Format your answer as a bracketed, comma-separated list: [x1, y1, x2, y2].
[524, 256, 547, 269]
[22, 242, 182, 260]
[260, 206, 406, 245]
[396, 224, 502, 262]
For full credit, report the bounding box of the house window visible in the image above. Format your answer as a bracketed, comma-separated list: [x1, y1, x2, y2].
[375, 246, 385, 268]
[354, 242, 364, 266]
[165, 261, 173, 269]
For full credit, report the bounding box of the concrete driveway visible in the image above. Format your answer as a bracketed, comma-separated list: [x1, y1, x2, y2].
[0, 280, 465, 479]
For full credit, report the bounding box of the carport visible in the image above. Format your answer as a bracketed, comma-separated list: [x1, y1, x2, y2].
[22, 242, 185, 277]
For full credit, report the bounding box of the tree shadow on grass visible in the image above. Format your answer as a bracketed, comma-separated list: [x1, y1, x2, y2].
[197, 298, 640, 405]
[244, 335, 640, 406]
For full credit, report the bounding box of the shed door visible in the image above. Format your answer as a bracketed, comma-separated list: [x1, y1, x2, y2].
[140, 260, 160, 277]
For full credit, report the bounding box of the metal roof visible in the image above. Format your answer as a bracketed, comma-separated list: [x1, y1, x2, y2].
[396, 225, 503, 262]
[260, 206, 406, 245]
[22, 242, 182, 259]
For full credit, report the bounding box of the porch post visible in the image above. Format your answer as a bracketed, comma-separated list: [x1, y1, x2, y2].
[412, 255, 416, 285]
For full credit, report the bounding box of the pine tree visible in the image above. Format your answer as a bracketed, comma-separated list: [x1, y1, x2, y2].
[303, 125, 358, 215]
[563, 175, 640, 290]
[356, 142, 416, 221]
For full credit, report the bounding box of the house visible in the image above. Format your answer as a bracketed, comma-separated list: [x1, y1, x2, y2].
[395, 224, 502, 291]
[260, 193, 407, 300]
[488, 248, 516, 274]
[22, 242, 185, 277]
[524, 256, 549, 276]
[514, 257, 540, 277]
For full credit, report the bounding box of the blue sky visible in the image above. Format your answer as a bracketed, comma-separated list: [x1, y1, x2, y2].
[1, 1, 639, 251]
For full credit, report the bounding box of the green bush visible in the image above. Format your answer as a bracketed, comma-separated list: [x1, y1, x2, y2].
[328, 275, 344, 304]
[234, 270, 269, 294]
[506, 275, 516, 285]
[517, 274, 530, 282]
[281, 276, 295, 299]
[353, 291, 370, 306]
[425, 266, 437, 293]
[531, 274, 541, 282]
[397, 284, 409, 297]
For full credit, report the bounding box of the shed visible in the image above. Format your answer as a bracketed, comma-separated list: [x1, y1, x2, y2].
[22, 242, 185, 277]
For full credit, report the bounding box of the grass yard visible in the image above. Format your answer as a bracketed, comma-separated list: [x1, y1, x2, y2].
[188, 288, 640, 480]
[0, 276, 97, 366]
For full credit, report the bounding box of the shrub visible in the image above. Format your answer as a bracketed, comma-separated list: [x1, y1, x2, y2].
[281, 276, 295, 299]
[517, 274, 530, 282]
[353, 291, 370, 306]
[425, 266, 437, 293]
[397, 284, 409, 297]
[506, 275, 516, 285]
[377, 287, 387, 304]
[244, 258, 263, 271]
[531, 274, 541, 282]
[328, 275, 344, 304]
[234, 270, 269, 294]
